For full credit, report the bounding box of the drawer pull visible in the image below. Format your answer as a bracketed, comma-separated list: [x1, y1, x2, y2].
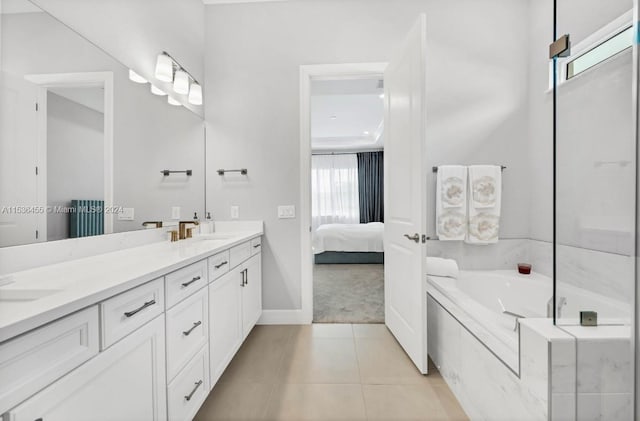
[181, 276, 201, 288]
[253, 244, 261, 248]
[123, 299, 156, 318]
[182, 321, 202, 336]
[214, 261, 228, 269]
[184, 380, 203, 401]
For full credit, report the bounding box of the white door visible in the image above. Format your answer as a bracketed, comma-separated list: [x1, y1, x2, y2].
[384, 14, 428, 374]
[0, 74, 40, 246]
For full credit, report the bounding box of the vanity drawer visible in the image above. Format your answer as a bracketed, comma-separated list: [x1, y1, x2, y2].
[100, 277, 164, 350]
[167, 345, 209, 421]
[229, 241, 251, 269]
[0, 306, 99, 414]
[165, 259, 208, 309]
[208, 250, 230, 281]
[250, 236, 262, 256]
[166, 288, 208, 381]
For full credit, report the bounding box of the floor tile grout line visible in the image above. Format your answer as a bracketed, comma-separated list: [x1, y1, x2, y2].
[351, 323, 371, 421]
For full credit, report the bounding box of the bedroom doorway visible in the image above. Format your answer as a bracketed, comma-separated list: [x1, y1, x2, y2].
[308, 76, 386, 323]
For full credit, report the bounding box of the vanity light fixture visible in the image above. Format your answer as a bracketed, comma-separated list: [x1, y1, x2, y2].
[173, 70, 190, 95]
[155, 53, 174, 82]
[188, 82, 203, 105]
[167, 96, 181, 106]
[129, 69, 148, 84]
[151, 85, 167, 96]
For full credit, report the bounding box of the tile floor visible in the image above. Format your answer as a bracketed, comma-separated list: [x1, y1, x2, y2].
[195, 324, 468, 421]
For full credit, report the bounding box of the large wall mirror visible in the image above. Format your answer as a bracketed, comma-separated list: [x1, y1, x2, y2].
[0, 0, 205, 247]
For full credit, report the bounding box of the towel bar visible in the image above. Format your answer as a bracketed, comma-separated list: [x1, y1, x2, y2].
[432, 165, 506, 173]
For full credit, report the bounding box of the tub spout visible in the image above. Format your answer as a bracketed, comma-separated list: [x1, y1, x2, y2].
[547, 296, 567, 319]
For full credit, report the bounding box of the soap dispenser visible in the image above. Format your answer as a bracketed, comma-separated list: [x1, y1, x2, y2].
[206, 212, 214, 234]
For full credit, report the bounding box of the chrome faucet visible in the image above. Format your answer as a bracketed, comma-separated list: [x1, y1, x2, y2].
[547, 296, 567, 319]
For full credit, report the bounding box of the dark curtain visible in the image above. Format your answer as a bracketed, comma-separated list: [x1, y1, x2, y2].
[357, 151, 384, 223]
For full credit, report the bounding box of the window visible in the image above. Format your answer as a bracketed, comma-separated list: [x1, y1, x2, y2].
[549, 10, 633, 88]
[566, 26, 633, 80]
[311, 154, 360, 229]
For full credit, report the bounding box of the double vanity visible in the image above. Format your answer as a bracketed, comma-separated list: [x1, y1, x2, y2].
[0, 223, 263, 421]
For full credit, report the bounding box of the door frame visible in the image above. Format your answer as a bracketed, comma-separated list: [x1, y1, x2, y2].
[25, 71, 115, 237]
[299, 62, 387, 323]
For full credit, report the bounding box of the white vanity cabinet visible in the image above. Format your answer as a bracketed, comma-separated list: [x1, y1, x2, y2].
[208, 266, 244, 386]
[5, 315, 167, 421]
[241, 253, 262, 339]
[208, 239, 262, 386]
[1, 231, 263, 421]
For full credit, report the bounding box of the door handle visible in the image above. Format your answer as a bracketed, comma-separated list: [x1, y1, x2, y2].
[240, 269, 246, 287]
[404, 233, 420, 243]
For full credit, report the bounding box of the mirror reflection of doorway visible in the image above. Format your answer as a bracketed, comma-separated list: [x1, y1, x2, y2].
[310, 77, 385, 323]
[46, 87, 105, 241]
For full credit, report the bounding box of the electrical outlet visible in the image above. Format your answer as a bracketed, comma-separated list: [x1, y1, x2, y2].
[278, 205, 295, 219]
[171, 206, 181, 220]
[118, 207, 135, 221]
[230, 206, 239, 219]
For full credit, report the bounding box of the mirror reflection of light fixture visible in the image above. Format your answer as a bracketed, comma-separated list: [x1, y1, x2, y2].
[151, 85, 167, 96]
[155, 53, 174, 82]
[173, 70, 190, 95]
[129, 69, 147, 84]
[167, 96, 181, 106]
[188, 82, 202, 105]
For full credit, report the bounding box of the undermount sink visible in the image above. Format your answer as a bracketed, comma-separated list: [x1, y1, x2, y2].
[0, 288, 61, 302]
[198, 233, 236, 241]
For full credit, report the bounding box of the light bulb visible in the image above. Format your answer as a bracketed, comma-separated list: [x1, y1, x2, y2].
[188, 82, 202, 105]
[151, 85, 166, 96]
[155, 53, 173, 82]
[128, 69, 147, 84]
[173, 70, 190, 95]
[167, 96, 181, 106]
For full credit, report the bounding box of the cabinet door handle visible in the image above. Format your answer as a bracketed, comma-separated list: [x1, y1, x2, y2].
[253, 244, 261, 248]
[214, 261, 228, 269]
[181, 276, 201, 288]
[240, 269, 246, 287]
[124, 299, 156, 318]
[244, 269, 249, 286]
[184, 380, 203, 401]
[182, 321, 202, 336]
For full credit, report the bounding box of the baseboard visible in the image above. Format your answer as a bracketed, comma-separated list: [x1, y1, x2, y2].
[258, 309, 310, 325]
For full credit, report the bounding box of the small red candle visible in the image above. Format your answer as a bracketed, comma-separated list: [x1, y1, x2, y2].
[517, 263, 532, 275]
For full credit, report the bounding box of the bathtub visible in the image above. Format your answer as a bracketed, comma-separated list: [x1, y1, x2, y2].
[427, 269, 552, 371]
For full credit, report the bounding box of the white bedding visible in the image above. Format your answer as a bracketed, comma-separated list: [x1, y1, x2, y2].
[312, 222, 384, 254]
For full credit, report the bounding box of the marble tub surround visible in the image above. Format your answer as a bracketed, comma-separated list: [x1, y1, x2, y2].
[0, 221, 263, 342]
[561, 325, 633, 421]
[428, 295, 559, 420]
[426, 238, 529, 271]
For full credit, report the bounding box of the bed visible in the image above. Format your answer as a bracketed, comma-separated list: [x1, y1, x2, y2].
[313, 222, 384, 264]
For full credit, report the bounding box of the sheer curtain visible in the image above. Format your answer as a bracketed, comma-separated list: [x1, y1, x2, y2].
[311, 154, 360, 230]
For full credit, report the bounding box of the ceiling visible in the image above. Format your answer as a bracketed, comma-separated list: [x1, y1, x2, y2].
[203, 0, 289, 4]
[1, 0, 42, 14]
[311, 78, 384, 152]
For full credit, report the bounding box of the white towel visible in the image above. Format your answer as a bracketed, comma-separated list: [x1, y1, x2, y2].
[426, 257, 459, 279]
[436, 165, 467, 241]
[466, 165, 502, 244]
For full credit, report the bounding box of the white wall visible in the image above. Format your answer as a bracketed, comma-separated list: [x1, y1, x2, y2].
[1, 11, 205, 237]
[47, 91, 104, 241]
[204, 0, 533, 311]
[30, 0, 205, 115]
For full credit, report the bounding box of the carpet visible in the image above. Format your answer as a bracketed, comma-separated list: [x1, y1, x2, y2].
[313, 264, 384, 323]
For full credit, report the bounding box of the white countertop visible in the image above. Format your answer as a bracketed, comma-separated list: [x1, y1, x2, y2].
[0, 228, 262, 343]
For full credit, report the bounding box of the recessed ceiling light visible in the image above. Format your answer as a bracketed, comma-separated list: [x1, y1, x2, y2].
[363, 131, 370, 135]
[379, 93, 385, 99]
[330, 115, 337, 120]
